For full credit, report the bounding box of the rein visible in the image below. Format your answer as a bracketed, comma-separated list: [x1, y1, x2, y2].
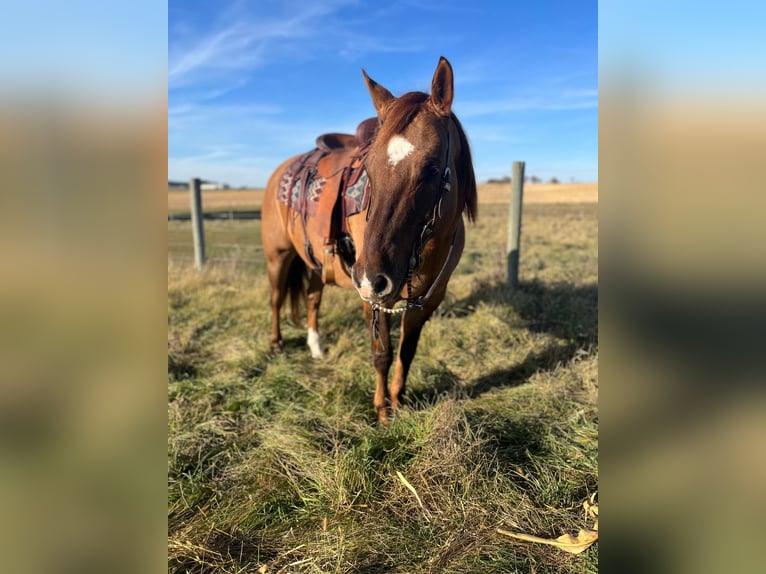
[369, 124, 457, 333]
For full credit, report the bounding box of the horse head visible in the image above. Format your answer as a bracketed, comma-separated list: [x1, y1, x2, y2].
[351, 57, 477, 308]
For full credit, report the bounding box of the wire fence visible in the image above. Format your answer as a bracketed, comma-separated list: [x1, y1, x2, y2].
[170, 255, 263, 264]
[167, 218, 265, 270]
[168, 210, 261, 221]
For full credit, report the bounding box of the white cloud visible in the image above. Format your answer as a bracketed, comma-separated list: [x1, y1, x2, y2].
[168, 0, 425, 90]
[167, 101, 368, 186]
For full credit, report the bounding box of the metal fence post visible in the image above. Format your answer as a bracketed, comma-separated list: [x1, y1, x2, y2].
[507, 161, 525, 288]
[189, 178, 206, 269]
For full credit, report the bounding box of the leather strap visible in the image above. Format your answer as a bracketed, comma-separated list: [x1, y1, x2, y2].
[322, 245, 336, 284]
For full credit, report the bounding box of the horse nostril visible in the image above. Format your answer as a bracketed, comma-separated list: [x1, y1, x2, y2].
[372, 274, 393, 297]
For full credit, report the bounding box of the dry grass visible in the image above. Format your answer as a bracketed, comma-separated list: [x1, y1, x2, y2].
[167, 188, 267, 213]
[478, 182, 597, 205]
[167, 183, 597, 214]
[168, 200, 598, 573]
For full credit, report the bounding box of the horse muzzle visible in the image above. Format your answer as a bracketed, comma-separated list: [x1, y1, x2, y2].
[351, 265, 399, 304]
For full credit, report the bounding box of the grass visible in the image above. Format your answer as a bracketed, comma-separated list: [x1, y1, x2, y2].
[168, 200, 598, 573]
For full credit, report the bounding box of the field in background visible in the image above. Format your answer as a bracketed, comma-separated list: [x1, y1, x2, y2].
[477, 182, 597, 205]
[168, 193, 598, 572]
[167, 182, 598, 214]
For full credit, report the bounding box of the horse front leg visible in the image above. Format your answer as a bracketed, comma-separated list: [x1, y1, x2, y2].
[306, 272, 325, 359]
[390, 293, 444, 412]
[364, 302, 392, 424]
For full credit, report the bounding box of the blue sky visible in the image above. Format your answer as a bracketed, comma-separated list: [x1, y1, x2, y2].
[169, 0, 597, 187]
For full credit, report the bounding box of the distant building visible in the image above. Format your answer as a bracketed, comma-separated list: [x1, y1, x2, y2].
[168, 180, 188, 189]
[200, 180, 230, 190]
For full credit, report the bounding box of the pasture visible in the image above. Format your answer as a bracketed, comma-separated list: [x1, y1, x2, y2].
[167, 182, 598, 215]
[168, 184, 598, 572]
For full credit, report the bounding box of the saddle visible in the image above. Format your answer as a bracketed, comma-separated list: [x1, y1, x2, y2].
[278, 117, 378, 283]
[316, 117, 378, 153]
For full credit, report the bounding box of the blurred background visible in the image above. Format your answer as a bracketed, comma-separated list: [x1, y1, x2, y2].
[600, 1, 766, 572]
[0, 2, 166, 573]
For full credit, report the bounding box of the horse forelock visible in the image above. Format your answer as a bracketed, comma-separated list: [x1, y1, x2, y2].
[377, 91, 430, 141]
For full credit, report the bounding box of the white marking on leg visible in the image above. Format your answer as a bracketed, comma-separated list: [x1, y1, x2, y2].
[387, 135, 414, 166]
[307, 328, 324, 359]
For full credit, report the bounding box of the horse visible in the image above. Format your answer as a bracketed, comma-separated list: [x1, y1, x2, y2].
[261, 56, 477, 423]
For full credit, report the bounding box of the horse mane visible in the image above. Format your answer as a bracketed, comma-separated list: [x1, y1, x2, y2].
[377, 91, 478, 222]
[450, 112, 477, 222]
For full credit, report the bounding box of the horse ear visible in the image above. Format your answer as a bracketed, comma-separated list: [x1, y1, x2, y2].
[362, 69, 394, 121]
[430, 56, 454, 116]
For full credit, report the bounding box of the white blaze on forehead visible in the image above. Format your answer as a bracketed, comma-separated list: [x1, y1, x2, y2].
[387, 135, 414, 166]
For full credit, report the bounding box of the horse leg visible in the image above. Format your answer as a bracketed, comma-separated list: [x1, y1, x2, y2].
[364, 302, 393, 424]
[266, 250, 295, 352]
[390, 294, 445, 412]
[306, 272, 325, 359]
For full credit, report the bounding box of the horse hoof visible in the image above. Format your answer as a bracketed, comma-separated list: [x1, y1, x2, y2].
[271, 340, 284, 353]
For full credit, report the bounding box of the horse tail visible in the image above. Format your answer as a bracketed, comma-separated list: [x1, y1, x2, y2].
[286, 256, 307, 327]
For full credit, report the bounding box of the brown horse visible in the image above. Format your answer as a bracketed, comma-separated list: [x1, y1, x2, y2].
[261, 57, 477, 423]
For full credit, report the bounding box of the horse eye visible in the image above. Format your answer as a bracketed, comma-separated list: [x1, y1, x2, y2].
[419, 164, 439, 181]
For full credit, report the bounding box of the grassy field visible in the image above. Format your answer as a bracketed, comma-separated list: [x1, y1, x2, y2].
[168, 193, 598, 572]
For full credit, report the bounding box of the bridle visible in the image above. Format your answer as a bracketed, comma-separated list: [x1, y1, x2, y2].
[366, 120, 460, 336]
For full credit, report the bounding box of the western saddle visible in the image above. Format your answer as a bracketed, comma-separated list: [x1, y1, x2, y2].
[278, 117, 378, 284]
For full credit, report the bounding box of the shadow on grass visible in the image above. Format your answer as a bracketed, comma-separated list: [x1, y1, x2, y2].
[168, 321, 219, 381]
[206, 530, 277, 573]
[467, 340, 584, 398]
[405, 340, 583, 407]
[406, 376, 552, 468]
[474, 410, 550, 468]
[407, 279, 597, 404]
[279, 335, 308, 353]
[168, 352, 198, 381]
[450, 279, 598, 345]
[476, 279, 596, 399]
[405, 362, 462, 407]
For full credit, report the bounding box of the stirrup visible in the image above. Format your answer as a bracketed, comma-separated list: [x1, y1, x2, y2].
[322, 245, 336, 284]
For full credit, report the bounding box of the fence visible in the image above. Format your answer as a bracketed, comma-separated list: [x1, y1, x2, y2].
[507, 161, 525, 288]
[172, 166, 526, 284]
[168, 211, 261, 221]
[167, 178, 264, 269]
[168, 220, 264, 267]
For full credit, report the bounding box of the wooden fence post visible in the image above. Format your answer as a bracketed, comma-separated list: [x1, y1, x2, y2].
[507, 161, 525, 288]
[189, 178, 206, 269]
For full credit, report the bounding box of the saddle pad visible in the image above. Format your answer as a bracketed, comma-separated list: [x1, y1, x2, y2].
[277, 149, 326, 217]
[343, 169, 370, 216]
[277, 150, 370, 218]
